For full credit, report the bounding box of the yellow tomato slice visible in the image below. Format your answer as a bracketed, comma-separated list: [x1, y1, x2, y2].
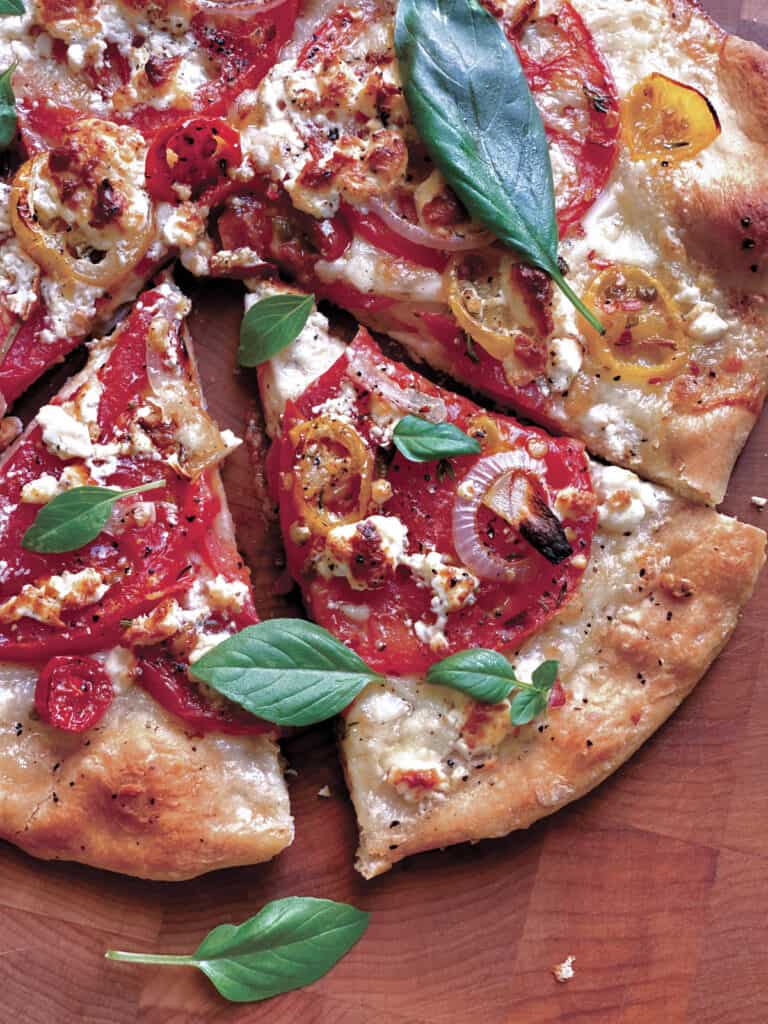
[10, 153, 155, 289]
[446, 251, 550, 377]
[288, 416, 373, 536]
[581, 265, 688, 383]
[622, 73, 721, 163]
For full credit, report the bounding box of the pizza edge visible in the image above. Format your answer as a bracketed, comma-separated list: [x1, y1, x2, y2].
[341, 502, 765, 877]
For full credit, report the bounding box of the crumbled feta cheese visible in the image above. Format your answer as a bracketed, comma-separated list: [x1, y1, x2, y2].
[0, 568, 110, 627]
[751, 496, 767, 509]
[547, 337, 583, 393]
[594, 465, 658, 533]
[205, 574, 249, 613]
[37, 404, 94, 460]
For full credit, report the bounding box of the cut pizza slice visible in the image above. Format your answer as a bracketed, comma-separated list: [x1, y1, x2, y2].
[214, 0, 768, 505]
[0, 280, 293, 879]
[1, 0, 301, 151]
[256, 286, 765, 877]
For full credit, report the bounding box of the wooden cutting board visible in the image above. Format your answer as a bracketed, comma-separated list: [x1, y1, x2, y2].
[2, 4, 768, 1022]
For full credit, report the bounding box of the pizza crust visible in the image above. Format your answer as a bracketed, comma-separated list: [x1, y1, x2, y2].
[0, 672, 292, 880]
[341, 483, 765, 878]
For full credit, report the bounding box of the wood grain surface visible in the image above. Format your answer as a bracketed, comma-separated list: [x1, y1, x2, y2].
[2, 4, 768, 1022]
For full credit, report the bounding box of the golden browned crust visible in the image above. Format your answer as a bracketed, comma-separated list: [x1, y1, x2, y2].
[342, 501, 765, 878]
[720, 34, 768, 145]
[0, 683, 293, 880]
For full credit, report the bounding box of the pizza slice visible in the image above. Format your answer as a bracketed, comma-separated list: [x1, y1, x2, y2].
[256, 286, 765, 877]
[214, 0, 768, 505]
[0, 0, 301, 151]
[0, 280, 293, 879]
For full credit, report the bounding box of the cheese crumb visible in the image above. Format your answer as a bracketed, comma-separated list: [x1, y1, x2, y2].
[552, 955, 575, 983]
[317, 785, 332, 798]
[751, 496, 767, 509]
[37, 405, 94, 460]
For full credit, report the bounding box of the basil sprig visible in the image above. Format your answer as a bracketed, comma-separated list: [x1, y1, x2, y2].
[392, 414, 481, 462]
[195, 619, 559, 728]
[238, 293, 315, 367]
[22, 480, 165, 553]
[395, 0, 603, 335]
[191, 619, 383, 726]
[427, 650, 560, 725]
[0, 1, 24, 16]
[0, 64, 17, 150]
[106, 897, 369, 1004]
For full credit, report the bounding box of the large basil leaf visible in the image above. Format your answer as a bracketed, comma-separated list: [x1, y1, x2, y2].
[395, 0, 603, 333]
[0, 2, 24, 17]
[190, 619, 382, 727]
[425, 648, 517, 703]
[106, 897, 369, 1003]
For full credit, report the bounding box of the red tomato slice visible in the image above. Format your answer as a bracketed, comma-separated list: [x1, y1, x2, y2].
[0, 289, 213, 662]
[513, 0, 620, 236]
[339, 203, 449, 273]
[145, 117, 242, 204]
[274, 330, 595, 674]
[35, 655, 114, 732]
[137, 650, 273, 737]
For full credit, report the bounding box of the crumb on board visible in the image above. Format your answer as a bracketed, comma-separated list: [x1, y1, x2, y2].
[284, 768, 298, 778]
[751, 496, 767, 509]
[552, 955, 575, 983]
[317, 785, 332, 798]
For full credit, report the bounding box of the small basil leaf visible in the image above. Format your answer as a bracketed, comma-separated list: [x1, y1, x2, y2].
[190, 619, 382, 727]
[510, 687, 548, 726]
[238, 293, 314, 367]
[106, 897, 369, 1004]
[395, 0, 603, 334]
[22, 480, 164, 553]
[426, 648, 516, 703]
[0, 1, 24, 14]
[392, 414, 481, 463]
[0, 64, 17, 150]
[531, 659, 559, 691]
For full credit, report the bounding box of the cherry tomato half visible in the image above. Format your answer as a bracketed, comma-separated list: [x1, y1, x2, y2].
[35, 655, 114, 732]
[145, 117, 242, 204]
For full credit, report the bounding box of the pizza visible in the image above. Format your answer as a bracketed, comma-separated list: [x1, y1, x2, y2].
[0, 0, 763, 887]
[210, 0, 768, 505]
[256, 284, 764, 875]
[0, 279, 292, 879]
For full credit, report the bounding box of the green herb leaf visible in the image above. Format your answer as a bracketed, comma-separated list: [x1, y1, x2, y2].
[238, 293, 314, 367]
[0, 64, 17, 150]
[190, 619, 382, 727]
[426, 648, 518, 703]
[0, 1, 24, 16]
[392, 414, 481, 463]
[22, 480, 165, 553]
[532, 659, 559, 689]
[509, 687, 548, 726]
[106, 897, 369, 1004]
[395, 0, 603, 334]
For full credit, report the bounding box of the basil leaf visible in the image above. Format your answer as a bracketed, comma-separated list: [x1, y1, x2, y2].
[392, 414, 481, 462]
[191, 619, 382, 727]
[395, 0, 603, 334]
[510, 687, 548, 726]
[106, 897, 369, 1004]
[532, 659, 559, 690]
[426, 648, 517, 703]
[238, 293, 314, 367]
[0, 1, 24, 14]
[22, 480, 165, 553]
[0, 64, 17, 150]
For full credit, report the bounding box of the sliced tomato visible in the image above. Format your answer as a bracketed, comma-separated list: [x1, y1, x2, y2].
[274, 331, 595, 674]
[0, 289, 216, 662]
[339, 203, 449, 273]
[145, 117, 242, 205]
[137, 650, 273, 737]
[513, 0, 620, 236]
